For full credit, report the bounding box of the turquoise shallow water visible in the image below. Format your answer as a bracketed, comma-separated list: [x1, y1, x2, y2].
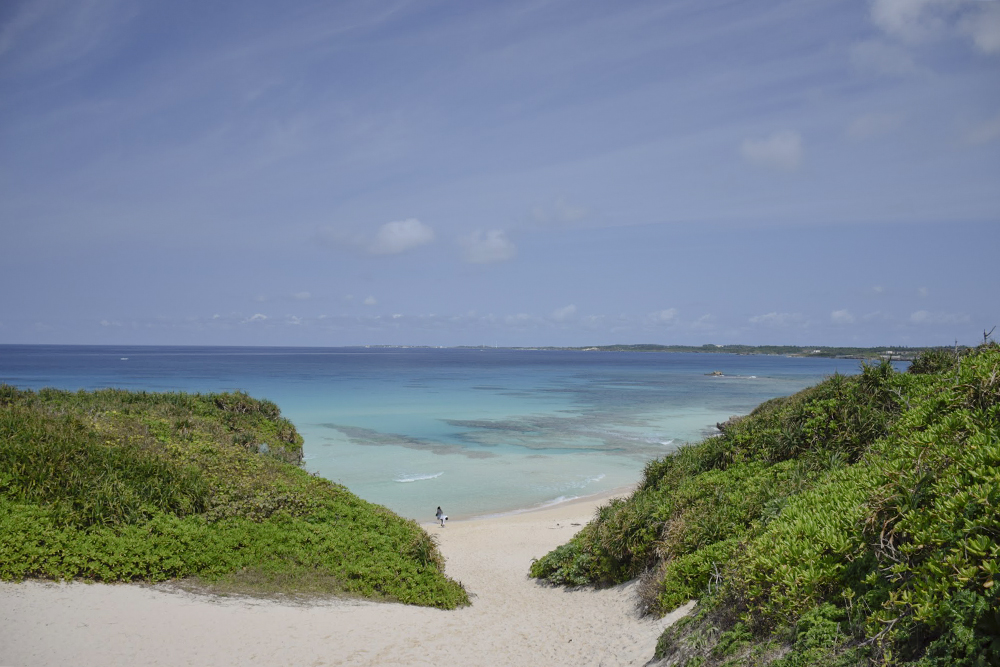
[0, 346, 887, 520]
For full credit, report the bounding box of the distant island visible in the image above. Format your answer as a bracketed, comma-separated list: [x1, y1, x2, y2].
[450, 343, 946, 361]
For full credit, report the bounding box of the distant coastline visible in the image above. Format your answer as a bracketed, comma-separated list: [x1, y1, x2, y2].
[0, 342, 947, 362]
[392, 343, 942, 361]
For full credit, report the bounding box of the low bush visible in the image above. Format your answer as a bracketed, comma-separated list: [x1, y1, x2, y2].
[0, 386, 468, 609]
[532, 343, 1000, 665]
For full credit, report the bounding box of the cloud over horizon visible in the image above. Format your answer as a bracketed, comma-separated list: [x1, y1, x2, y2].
[0, 1, 995, 348]
[749, 312, 806, 327]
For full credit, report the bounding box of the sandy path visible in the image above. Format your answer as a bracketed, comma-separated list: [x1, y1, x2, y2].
[0, 491, 691, 666]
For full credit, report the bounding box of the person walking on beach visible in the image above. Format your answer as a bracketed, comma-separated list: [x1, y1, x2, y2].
[436, 506, 447, 527]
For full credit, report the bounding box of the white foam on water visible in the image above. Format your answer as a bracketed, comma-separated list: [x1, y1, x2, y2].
[537, 494, 581, 509]
[573, 473, 605, 488]
[474, 494, 583, 520]
[394, 471, 444, 483]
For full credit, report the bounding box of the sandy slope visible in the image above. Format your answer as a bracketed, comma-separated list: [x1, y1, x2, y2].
[0, 491, 691, 667]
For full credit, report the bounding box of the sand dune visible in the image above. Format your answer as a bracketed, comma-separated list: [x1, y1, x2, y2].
[0, 491, 691, 666]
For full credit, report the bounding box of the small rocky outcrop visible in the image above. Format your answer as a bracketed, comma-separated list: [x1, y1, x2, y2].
[715, 415, 745, 433]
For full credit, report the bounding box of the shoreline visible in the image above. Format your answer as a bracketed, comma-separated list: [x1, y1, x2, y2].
[452, 483, 637, 522]
[0, 485, 688, 667]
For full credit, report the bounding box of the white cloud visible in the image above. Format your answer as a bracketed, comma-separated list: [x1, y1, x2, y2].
[847, 113, 903, 140]
[869, 0, 1000, 53]
[248, 313, 268, 322]
[871, 0, 955, 43]
[964, 112, 1000, 145]
[369, 218, 435, 255]
[873, 285, 885, 293]
[531, 198, 589, 225]
[292, 291, 312, 300]
[741, 130, 802, 171]
[862, 310, 890, 322]
[910, 310, 970, 324]
[960, 3, 1000, 53]
[850, 40, 922, 77]
[749, 312, 804, 326]
[831, 309, 856, 325]
[505, 313, 534, 326]
[363, 296, 377, 306]
[0, 1, 135, 76]
[459, 229, 517, 264]
[650, 308, 678, 323]
[551, 304, 577, 322]
[691, 314, 715, 331]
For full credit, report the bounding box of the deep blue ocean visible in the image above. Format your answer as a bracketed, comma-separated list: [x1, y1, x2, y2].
[0, 345, 891, 521]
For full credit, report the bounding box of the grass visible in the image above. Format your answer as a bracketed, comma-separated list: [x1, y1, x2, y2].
[0, 385, 468, 609]
[531, 342, 1000, 665]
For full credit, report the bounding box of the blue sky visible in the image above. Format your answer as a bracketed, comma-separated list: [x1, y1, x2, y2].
[1, 0, 998, 347]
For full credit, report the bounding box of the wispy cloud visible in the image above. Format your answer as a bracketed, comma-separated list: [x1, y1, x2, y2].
[648, 308, 678, 324]
[690, 314, 715, 331]
[847, 113, 903, 140]
[749, 312, 805, 327]
[831, 309, 855, 325]
[849, 40, 922, 77]
[317, 218, 435, 256]
[0, 0, 138, 77]
[530, 198, 589, 226]
[551, 304, 577, 322]
[964, 112, 1000, 145]
[910, 309, 970, 325]
[741, 130, 802, 171]
[960, 3, 1000, 53]
[459, 229, 517, 264]
[869, 0, 1000, 53]
[870, 0, 954, 43]
[369, 218, 435, 255]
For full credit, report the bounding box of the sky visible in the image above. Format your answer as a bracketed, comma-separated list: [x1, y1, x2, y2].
[1, 0, 998, 348]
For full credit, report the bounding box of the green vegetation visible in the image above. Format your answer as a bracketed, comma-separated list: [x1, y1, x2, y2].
[531, 342, 999, 665]
[0, 386, 468, 609]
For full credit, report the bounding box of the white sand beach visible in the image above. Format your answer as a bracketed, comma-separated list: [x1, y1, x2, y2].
[0, 490, 692, 667]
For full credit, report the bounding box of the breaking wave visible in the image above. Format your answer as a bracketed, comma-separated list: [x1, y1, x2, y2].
[394, 472, 444, 483]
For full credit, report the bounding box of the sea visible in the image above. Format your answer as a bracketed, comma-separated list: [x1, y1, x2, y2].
[0, 345, 893, 522]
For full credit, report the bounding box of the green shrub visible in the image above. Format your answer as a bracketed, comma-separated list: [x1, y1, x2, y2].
[532, 343, 1000, 665]
[0, 386, 468, 609]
